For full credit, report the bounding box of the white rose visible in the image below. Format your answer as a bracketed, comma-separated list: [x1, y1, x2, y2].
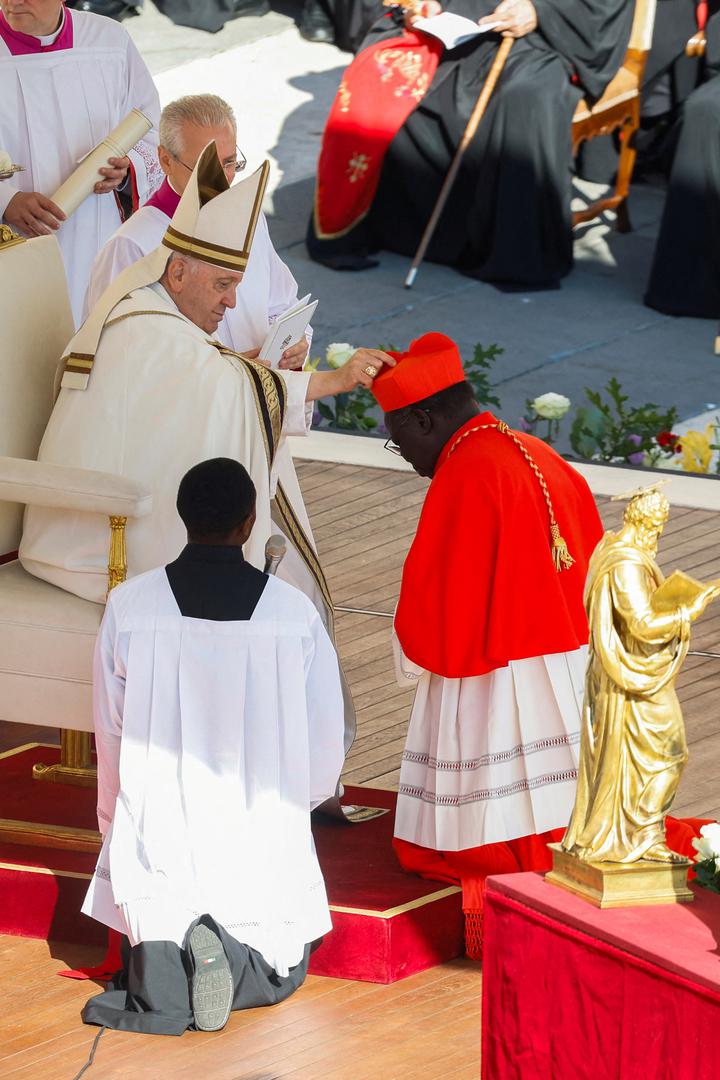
[326, 343, 356, 369]
[0, 150, 12, 173]
[531, 392, 571, 420]
[693, 823, 720, 862]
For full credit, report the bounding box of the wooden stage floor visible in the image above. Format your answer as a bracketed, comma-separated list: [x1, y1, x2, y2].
[309, 462, 720, 821]
[1, 460, 719, 1078]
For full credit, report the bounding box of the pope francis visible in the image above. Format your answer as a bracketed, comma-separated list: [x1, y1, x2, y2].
[19, 144, 391, 752]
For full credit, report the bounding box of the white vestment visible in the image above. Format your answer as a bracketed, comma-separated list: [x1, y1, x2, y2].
[19, 284, 320, 610]
[82, 568, 344, 976]
[0, 9, 161, 325]
[85, 202, 312, 356]
[392, 635, 587, 851]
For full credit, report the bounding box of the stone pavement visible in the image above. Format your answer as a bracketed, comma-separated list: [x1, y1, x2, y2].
[127, 4, 720, 445]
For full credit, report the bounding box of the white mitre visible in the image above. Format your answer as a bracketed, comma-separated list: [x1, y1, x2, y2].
[61, 142, 270, 391]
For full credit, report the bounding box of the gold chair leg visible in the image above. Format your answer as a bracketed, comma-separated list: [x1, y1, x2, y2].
[31, 514, 128, 790]
[32, 730, 97, 787]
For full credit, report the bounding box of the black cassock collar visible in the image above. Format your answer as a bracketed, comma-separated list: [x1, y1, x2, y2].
[165, 544, 267, 621]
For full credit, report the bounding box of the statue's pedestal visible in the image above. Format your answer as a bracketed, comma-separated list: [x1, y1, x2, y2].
[546, 843, 694, 907]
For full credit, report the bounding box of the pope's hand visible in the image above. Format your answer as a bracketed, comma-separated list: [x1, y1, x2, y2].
[94, 156, 130, 195]
[279, 338, 309, 370]
[3, 191, 66, 236]
[335, 348, 395, 392]
[479, 0, 537, 36]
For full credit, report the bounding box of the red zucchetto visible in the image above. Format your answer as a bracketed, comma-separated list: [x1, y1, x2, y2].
[371, 332, 465, 412]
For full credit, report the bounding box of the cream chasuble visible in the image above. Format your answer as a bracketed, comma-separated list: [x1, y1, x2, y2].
[19, 284, 322, 614]
[0, 9, 161, 325]
[83, 568, 345, 976]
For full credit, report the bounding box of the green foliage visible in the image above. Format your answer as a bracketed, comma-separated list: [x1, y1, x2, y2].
[569, 378, 679, 463]
[316, 389, 379, 432]
[694, 859, 720, 894]
[463, 342, 502, 409]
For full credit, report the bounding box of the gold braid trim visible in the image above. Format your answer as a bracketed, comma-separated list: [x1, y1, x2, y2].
[447, 421, 575, 572]
[275, 482, 335, 621]
[209, 343, 286, 468]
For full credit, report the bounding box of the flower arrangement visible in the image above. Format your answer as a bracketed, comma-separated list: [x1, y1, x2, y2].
[310, 341, 719, 478]
[692, 824, 720, 893]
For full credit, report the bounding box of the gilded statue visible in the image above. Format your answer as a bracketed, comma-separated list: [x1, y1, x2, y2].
[562, 486, 719, 865]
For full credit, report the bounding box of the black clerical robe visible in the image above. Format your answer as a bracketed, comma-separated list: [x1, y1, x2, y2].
[645, 13, 720, 318]
[307, 0, 632, 287]
[81, 545, 311, 1036]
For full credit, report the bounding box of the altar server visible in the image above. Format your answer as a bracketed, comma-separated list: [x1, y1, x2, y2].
[86, 94, 309, 368]
[371, 333, 603, 954]
[81, 458, 345, 1035]
[0, 0, 160, 324]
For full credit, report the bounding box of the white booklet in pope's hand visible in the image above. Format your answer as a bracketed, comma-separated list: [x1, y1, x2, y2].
[412, 12, 498, 49]
[259, 295, 318, 368]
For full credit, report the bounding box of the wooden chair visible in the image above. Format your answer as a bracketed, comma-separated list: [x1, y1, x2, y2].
[571, 0, 657, 232]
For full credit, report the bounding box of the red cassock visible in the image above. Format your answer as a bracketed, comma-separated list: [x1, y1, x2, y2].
[390, 416, 707, 955]
[394, 413, 603, 679]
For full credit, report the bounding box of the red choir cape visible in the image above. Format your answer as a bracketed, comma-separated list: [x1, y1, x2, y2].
[313, 28, 442, 239]
[394, 414, 605, 679]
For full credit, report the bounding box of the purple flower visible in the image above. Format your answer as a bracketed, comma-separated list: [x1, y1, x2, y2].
[312, 408, 323, 428]
[519, 417, 532, 433]
[626, 433, 644, 465]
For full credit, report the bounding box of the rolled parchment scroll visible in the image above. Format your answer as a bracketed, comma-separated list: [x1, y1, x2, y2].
[50, 108, 152, 217]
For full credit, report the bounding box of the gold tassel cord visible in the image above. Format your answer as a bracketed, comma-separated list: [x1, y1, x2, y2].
[447, 421, 575, 573]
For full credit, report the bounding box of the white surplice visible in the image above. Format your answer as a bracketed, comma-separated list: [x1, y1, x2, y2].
[19, 283, 316, 607]
[392, 635, 587, 851]
[85, 202, 312, 356]
[0, 9, 161, 325]
[82, 568, 344, 976]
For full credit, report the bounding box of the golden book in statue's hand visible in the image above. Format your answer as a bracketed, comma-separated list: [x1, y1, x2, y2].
[651, 570, 720, 615]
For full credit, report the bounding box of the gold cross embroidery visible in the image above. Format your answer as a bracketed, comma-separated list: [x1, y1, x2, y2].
[347, 153, 370, 183]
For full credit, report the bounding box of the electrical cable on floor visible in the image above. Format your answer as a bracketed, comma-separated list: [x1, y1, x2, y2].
[71, 1026, 106, 1080]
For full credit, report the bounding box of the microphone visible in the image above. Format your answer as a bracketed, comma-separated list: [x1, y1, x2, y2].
[264, 534, 287, 575]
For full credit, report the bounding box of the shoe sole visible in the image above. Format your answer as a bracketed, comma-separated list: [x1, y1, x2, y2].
[188, 924, 233, 1032]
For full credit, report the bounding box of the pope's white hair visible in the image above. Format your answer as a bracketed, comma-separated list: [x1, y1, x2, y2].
[159, 94, 237, 157]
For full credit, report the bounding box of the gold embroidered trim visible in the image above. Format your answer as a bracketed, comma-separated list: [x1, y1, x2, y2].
[275, 481, 334, 616]
[163, 227, 250, 271]
[209, 343, 286, 469]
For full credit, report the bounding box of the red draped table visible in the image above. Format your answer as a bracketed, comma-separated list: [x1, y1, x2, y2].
[482, 872, 720, 1079]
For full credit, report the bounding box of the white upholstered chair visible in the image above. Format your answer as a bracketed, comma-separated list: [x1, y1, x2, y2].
[572, 0, 657, 232]
[0, 228, 151, 849]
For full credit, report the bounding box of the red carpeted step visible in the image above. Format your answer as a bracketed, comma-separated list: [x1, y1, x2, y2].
[0, 745, 464, 982]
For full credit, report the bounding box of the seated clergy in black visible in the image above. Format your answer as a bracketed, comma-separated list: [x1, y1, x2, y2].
[81, 458, 345, 1035]
[308, 0, 634, 288]
[645, 12, 720, 318]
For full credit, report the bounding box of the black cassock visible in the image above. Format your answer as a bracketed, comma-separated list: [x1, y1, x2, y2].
[645, 13, 720, 318]
[322, 0, 385, 52]
[307, 0, 632, 288]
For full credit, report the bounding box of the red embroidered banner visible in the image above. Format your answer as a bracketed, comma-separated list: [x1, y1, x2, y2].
[313, 30, 442, 239]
